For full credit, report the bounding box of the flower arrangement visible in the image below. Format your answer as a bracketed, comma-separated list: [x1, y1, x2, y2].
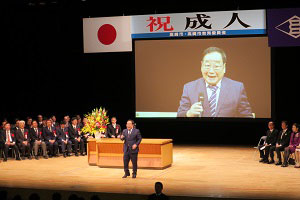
[81, 107, 109, 136]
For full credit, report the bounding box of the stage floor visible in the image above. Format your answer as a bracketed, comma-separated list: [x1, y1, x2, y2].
[0, 145, 299, 200]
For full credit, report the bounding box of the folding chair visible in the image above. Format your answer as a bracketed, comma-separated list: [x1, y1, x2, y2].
[253, 136, 267, 160]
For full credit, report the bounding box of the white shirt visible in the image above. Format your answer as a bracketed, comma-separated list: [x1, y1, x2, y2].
[281, 129, 287, 139]
[6, 130, 12, 142]
[112, 123, 116, 129]
[128, 128, 132, 135]
[206, 79, 222, 109]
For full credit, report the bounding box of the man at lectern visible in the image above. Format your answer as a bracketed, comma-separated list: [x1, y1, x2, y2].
[121, 119, 142, 179]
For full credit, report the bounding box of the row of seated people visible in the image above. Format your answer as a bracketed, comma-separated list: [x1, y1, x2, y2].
[258, 121, 300, 168]
[0, 117, 90, 161]
[0, 116, 123, 162]
[1, 115, 122, 139]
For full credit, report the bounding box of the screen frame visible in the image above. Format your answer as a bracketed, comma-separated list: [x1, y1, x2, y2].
[132, 34, 275, 122]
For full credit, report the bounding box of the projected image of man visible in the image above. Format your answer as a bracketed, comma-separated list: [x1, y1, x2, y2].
[177, 47, 252, 118]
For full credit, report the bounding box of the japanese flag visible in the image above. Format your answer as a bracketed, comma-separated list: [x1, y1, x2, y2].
[83, 16, 132, 53]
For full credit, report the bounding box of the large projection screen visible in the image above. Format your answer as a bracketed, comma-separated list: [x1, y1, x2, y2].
[135, 37, 271, 118]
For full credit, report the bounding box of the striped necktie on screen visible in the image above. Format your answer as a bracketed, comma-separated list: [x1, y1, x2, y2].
[208, 85, 218, 117]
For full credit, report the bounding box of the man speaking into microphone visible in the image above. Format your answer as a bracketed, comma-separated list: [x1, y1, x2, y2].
[177, 47, 252, 118]
[121, 119, 142, 178]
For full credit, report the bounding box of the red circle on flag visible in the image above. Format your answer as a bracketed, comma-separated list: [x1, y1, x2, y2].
[97, 24, 117, 45]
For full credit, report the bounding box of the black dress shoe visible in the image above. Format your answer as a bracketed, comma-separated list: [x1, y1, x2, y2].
[259, 158, 265, 162]
[3, 158, 7, 162]
[132, 174, 136, 178]
[21, 157, 26, 160]
[75, 153, 79, 157]
[43, 156, 48, 159]
[263, 160, 269, 163]
[35, 156, 39, 160]
[28, 156, 32, 160]
[268, 160, 275, 164]
[122, 174, 130, 178]
[275, 161, 282, 165]
[16, 157, 21, 161]
[63, 153, 67, 158]
[281, 163, 288, 167]
[49, 155, 53, 158]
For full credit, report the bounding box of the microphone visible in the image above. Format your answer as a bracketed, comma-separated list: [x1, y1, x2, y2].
[198, 93, 204, 117]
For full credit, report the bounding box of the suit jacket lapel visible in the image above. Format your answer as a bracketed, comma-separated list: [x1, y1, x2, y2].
[215, 78, 229, 117]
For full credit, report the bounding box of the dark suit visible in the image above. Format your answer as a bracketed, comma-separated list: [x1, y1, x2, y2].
[56, 127, 72, 154]
[43, 126, 58, 156]
[177, 77, 252, 118]
[29, 127, 47, 156]
[258, 129, 279, 161]
[15, 128, 31, 157]
[52, 122, 59, 128]
[68, 125, 85, 155]
[0, 129, 20, 159]
[106, 124, 122, 138]
[38, 122, 43, 129]
[270, 129, 291, 162]
[148, 193, 169, 200]
[121, 128, 142, 175]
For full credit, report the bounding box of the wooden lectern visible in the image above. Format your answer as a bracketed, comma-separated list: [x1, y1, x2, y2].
[87, 138, 173, 169]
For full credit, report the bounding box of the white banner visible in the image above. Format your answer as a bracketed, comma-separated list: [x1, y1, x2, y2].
[131, 9, 266, 38]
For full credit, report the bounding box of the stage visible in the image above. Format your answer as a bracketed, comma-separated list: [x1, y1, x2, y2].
[0, 145, 299, 200]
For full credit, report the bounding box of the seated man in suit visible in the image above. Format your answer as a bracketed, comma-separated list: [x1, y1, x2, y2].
[57, 121, 72, 157]
[121, 119, 142, 179]
[68, 117, 85, 156]
[64, 115, 70, 128]
[177, 47, 252, 118]
[43, 119, 59, 158]
[29, 120, 48, 160]
[12, 119, 20, 132]
[0, 123, 21, 161]
[51, 115, 59, 128]
[37, 115, 43, 128]
[16, 120, 31, 160]
[76, 115, 84, 129]
[25, 117, 33, 130]
[106, 117, 122, 138]
[270, 121, 291, 165]
[258, 121, 279, 163]
[1, 119, 8, 130]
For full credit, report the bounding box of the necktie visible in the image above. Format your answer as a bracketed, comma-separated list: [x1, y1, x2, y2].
[208, 85, 218, 117]
[128, 130, 131, 135]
